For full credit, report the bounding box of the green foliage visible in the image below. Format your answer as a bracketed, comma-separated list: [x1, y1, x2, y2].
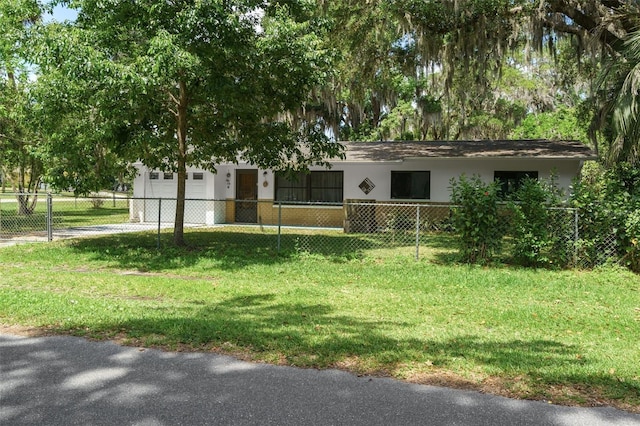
[378, 100, 417, 140]
[31, 0, 342, 244]
[449, 175, 503, 263]
[508, 176, 572, 267]
[624, 210, 640, 271]
[0, 0, 45, 199]
[509, 178, 551, 266]
[322, 0, 603, 142]
[598, 27, 640, 165]
[510, 107, 587, 141]
[570, 161, 640, 271]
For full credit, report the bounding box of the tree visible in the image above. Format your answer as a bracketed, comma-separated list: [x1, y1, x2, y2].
[33, 0, 342, 245]
[598, 27, 640, 165]
[315, 0, 638, 157]
[510, 106, 587, 141]
[0, 0, 44, 213]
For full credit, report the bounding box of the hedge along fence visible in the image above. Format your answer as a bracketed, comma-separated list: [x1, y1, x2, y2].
[448, 174, 582, 268]
[448, 173, 639, 270]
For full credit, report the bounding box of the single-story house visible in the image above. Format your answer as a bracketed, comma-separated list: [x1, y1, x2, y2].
[130, 139, 597, 228]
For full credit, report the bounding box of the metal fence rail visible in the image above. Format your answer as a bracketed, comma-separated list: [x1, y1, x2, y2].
[0, 193, 625, 268]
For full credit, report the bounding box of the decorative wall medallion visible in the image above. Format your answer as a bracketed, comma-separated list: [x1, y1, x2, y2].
[359, 178, 375, 195]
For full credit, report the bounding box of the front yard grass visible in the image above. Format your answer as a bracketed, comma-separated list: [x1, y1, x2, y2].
[0, 228, 639, 413]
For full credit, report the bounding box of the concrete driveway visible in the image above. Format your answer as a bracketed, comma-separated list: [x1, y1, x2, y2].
[1, 333, 639, 426]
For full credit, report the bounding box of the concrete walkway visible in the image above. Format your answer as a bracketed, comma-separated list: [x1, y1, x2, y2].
[1, 333, 638, 426]
[0, 222, 202, 247]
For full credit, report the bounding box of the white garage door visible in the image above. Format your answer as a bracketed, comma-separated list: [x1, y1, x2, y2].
[144, 171, 208, 224]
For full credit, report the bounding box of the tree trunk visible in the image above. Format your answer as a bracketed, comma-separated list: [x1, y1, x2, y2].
[371, 95, 381, 130]
[173, 81, 188, 246]
[16, 193, 37, 215]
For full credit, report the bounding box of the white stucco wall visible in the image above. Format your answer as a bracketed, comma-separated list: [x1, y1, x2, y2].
[247, 158, 582, 203]
[336, 158, 580, 202]
[132, 157, 584, 223]
[135, 158, 582, 203]
[132, 166, 215, 199]
[131, 164, 217, 223]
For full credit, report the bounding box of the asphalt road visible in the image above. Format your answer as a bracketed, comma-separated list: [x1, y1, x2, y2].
[1, 333, 639, 426]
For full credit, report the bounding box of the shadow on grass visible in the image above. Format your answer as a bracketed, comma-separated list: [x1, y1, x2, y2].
[68, 293, 638, 407]
[67, 228, 436, 272]
[65, 227, 570, 271]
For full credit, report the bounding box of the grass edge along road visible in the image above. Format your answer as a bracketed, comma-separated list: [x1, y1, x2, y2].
[1, 229, 639, 413]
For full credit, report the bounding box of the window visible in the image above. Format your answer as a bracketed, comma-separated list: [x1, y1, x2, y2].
[163, 172, 174, 180]
[494, 171, 538, 196]
[149, 172, 159, 180]
[193, 172, 204, 180]
[391, 171, 430, 199]
[275, 171, 343, 203]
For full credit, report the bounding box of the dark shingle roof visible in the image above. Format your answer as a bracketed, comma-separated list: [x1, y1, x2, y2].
[340, 140, 597, 162]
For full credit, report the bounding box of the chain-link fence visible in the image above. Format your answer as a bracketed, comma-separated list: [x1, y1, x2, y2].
[0, 193, 626, 268]
[0, 193, 149, 245]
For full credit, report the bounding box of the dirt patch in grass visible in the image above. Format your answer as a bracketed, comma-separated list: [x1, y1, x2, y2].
[0, 324, 61, 338]
[67, 267, 218, 282]
[407, 371, 640, 414]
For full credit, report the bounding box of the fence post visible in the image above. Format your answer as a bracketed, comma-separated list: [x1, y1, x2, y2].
[415, 205, 420, 260]
[277, 201, 282, 253]
[573, 208, 579, 267]
[157, 198, 162, 250]
[46, 193, 53, 242]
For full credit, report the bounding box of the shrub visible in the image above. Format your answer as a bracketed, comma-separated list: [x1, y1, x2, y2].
[509, 178, 552, 266]
[90, 197, 104, 209]
[570, 161, 640, 271]
[449, 175, 503, 264]
[508, 175, 572, 267]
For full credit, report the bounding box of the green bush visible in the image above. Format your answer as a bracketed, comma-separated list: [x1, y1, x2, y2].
[570, 161, 640, 271]
[449, 175, 503, 264]
[508, 176, 572, 268]
[509, 178, 552, 266]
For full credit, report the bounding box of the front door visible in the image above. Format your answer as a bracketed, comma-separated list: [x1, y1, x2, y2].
[235, 169, 258, 223]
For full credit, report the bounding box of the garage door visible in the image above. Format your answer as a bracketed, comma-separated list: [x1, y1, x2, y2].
[144, 171, 207, 224]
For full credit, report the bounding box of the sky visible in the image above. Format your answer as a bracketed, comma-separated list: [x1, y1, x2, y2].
[45, 5, 78, 22]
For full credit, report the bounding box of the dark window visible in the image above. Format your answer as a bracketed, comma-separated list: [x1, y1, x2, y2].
[275, 171, 343, 203]
[149, 172, 159, 180]
[391, 171, 430, 199]
[163, 172, 174, 180]
[193, 172, 204, 180]
[494, 171, 538, 196]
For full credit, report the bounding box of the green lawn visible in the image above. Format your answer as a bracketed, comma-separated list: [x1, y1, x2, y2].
[0, 195, 130, 235]
[0, 228, 638, 412]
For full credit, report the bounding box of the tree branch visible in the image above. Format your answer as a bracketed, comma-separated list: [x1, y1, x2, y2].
[167, 90, 180, 106]
[544, 0, 626, 52]
[0, 133, 40, 144]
